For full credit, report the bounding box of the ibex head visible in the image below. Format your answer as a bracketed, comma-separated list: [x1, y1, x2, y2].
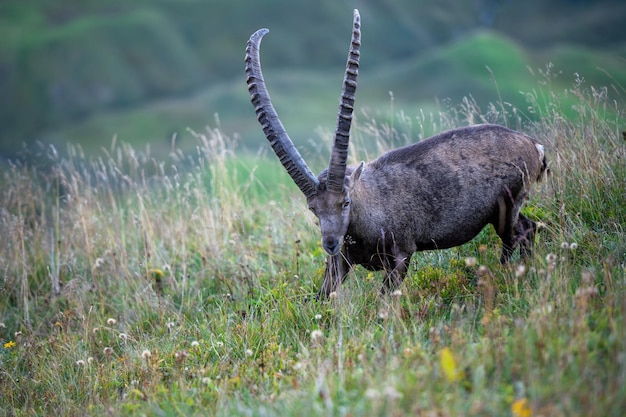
[245, 9, 362, 256]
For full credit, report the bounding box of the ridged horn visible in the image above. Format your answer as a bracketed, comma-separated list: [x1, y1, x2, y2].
[245, 28, 319, 199]
[326, 9, 361, 193]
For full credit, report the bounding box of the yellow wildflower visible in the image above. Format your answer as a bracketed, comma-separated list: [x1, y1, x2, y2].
[439, 347, 464, 382]
[511, 398, 532, 417]
[4, 340, 16, 349]
[149, 268, 165, 278]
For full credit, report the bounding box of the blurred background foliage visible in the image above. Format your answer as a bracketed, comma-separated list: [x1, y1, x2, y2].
[1, 0, 625, 159]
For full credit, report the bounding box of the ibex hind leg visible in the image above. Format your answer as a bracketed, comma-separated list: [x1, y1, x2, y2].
[495, 193, 536, 263]
[515, 213, 538, 259]
[494, 193, 520, 264]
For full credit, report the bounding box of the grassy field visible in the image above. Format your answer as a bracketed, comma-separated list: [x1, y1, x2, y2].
[1, 79, 625, 416]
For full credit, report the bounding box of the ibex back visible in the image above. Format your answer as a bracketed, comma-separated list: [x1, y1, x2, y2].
[245, 10, 547, 299]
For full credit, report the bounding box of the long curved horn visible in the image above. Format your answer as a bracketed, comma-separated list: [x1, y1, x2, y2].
[245, 29, 319, 199]
[326, 9, 361, 193]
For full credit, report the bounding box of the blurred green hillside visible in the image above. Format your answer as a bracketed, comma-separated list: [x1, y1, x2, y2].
[1, 0, 625, 159]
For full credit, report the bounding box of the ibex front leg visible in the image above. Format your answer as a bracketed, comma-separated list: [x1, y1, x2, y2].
[377, 232, 411, 294]
[381, 251, 411, 294]
[317, 253, 350, 300]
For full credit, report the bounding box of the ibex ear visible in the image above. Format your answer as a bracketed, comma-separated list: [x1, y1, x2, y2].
[351, 161, 364, 183]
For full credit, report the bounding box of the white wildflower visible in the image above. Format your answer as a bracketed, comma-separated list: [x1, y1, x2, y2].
[465, 257, 478, 267]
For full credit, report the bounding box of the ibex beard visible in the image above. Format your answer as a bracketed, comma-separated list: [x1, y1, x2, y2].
[245, 9, 547, 300]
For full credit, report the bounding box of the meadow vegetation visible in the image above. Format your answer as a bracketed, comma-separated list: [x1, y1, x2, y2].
[0, 77, 625, 416]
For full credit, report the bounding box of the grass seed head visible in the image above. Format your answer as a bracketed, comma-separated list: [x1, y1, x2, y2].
[546, 253, 557, 264]
[310, 329, 325, 346]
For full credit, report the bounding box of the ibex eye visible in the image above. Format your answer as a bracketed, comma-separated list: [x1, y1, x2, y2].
[342, 200, 351, 209]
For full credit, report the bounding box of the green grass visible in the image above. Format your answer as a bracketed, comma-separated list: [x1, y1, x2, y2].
[1, 80, 625, 416]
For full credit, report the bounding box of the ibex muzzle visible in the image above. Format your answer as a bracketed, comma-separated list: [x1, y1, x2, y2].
[245, 10, 547, 299]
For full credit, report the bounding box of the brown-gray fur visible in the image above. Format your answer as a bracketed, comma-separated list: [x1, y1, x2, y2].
[245, 10, 547, 299]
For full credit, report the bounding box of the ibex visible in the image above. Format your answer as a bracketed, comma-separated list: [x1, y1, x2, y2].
[245, 10, 546, 299]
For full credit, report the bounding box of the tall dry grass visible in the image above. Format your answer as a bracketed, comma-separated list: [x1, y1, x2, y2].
[0, 78, 624, 416]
